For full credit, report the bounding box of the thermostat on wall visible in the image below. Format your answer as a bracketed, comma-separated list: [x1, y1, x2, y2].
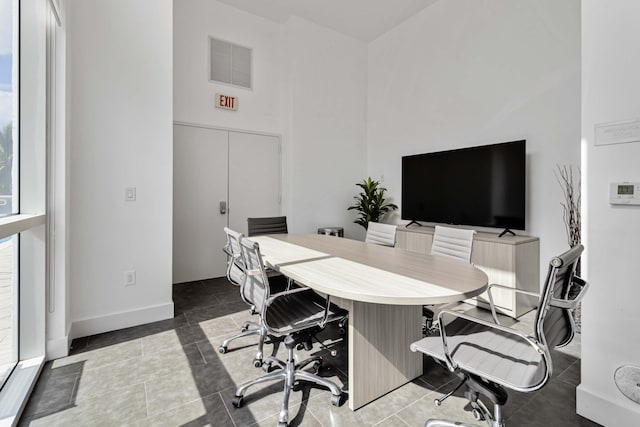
[609, 182, 640, 205]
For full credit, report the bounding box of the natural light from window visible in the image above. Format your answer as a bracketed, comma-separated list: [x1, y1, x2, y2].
[0, 0, 17, 391]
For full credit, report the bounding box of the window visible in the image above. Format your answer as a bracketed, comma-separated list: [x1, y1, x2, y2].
[0, 0, 54, 421]
[0, 0, 18, 390]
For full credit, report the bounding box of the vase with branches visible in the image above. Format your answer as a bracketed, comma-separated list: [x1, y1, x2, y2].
[555, 164, 581, 272]
[347, 177, 398, 230]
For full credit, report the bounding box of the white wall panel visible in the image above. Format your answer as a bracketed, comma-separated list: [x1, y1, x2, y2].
[578, 1, 640, 425]
[68, 0, 173, 335]
[367, 0, 581, 281]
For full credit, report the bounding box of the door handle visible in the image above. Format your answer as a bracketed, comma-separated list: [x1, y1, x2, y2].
[220, 201, 227, 214]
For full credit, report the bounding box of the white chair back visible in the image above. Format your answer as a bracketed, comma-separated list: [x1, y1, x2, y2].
[431, 225, 475, 263]
[365, 222, 397, 247]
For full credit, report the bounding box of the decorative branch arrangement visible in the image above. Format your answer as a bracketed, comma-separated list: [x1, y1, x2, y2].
[555, 164, 581, 251]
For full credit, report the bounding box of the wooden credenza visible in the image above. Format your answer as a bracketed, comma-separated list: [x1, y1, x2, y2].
[396, 225, 540, 318]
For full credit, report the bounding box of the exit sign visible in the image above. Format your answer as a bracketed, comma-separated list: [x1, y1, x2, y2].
[215, 93, 238, 111]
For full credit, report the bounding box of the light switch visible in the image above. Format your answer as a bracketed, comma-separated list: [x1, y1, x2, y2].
[125, 187, 136, 201]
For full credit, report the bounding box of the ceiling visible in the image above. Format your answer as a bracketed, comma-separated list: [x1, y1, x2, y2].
[216, 0, 438, 42]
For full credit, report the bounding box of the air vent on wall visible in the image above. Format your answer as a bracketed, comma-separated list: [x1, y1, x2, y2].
[209, 37, 252, 89]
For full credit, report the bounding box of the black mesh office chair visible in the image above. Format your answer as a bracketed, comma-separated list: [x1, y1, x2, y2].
[411, 244, 588, 427]
[231, 237, 346, 427]
[247, 216, 288, 236]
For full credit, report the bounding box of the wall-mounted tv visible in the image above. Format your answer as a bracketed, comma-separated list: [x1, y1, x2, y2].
[401, 140, 526, 232]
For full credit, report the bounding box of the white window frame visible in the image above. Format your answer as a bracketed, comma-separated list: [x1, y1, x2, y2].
[0, 0, 61, 423]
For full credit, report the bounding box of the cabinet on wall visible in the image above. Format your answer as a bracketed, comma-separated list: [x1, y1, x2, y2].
[396, 225, 539, 318]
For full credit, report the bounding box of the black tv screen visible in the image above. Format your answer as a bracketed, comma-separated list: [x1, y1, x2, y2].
[401, 140, 526, 230]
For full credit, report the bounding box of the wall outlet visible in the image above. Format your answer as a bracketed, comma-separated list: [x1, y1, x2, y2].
[125, 270, 136, 286]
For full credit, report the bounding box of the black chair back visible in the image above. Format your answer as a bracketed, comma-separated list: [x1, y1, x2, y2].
[247, 216, 288, 237]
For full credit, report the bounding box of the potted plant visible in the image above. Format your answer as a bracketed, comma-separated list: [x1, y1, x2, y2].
[348, 177, 398, 229]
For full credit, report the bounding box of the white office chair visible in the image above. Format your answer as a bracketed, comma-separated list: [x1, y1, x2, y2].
[219, 227, 270, 367]
[232, 237, 346, 426]
[431, 225, 476, 262]
[365, 221, 397, 247]
[411, 245, 587, 427]
[425, 226, 476, 332]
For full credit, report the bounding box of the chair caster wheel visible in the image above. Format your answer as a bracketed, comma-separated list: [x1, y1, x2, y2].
[241, 326, 248, 333]
[253, 359, 263, 368]
[330, 393, 343, 406]
[231, 395, 243, 408]
[277, 422, 288, 427]
[434, 398, 442, 406]
[218, 346, 227, 354]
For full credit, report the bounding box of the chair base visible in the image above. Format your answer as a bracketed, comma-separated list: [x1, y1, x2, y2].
[218, 322, 271, 367]
[232, 344, 342, 426]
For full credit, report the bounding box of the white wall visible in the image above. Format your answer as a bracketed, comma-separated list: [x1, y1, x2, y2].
[282, 17, 368, 238]
[173, 0, 285, 134]
[577, 1, 640, 425]
[173, 1, 368, 239]
[68, 0, 174, 337]
[367, 0, 581, 279]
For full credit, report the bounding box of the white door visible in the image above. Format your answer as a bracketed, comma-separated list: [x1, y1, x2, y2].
[228, 132, 282, 235]
[173, 124, 229, 283]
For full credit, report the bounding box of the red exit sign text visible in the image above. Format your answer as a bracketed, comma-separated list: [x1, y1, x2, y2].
[215, 94, 238, 111]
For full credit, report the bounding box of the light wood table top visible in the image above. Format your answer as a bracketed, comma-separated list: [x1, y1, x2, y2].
[251, 234, 488, 305]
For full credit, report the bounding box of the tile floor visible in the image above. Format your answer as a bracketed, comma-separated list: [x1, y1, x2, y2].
[19, 278, 600, 426]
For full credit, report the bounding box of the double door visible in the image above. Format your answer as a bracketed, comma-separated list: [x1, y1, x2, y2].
[173, 123, 281, 283]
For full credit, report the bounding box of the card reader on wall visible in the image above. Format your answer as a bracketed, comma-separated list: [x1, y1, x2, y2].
[609, 182, 640, 205]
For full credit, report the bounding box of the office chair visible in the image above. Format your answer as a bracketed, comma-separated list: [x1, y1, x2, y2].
[231, 237, 346, 427]
[411, 244, 588, 427]
[247, 215, 288, 236]
[430, 225, 475, 262]
[219, 227, 272, 367]
[365, 221, 398, 247]
[424, 226, 476, 331]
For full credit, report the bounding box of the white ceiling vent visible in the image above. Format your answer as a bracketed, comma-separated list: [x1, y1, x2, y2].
[209, 37, 252, 89]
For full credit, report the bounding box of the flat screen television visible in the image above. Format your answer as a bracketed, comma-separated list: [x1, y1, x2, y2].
[401, 140, 526, 232]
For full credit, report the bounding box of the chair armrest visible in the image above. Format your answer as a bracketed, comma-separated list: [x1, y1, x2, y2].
[265, 286, 314, 307]
[550, 276, 589, 310]
[436, 309, 546, 372]
[486, 284, 540, 325]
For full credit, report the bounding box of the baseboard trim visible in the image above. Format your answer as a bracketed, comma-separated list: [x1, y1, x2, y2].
[577, 384, 640, 427]
[70, 302, 174, 340]
[46, 335, 70, 360]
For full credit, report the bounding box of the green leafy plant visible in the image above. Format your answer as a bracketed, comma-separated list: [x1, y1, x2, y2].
[348, 177, 398, 230]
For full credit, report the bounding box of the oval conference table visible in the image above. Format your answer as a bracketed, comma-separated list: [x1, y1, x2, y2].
[250, 233, 488, 410]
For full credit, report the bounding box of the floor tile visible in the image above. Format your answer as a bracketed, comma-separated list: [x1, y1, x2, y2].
[21, 280, 597, 427]
[128, 392, 234, 427]
[51, 339, 142, 371]
[374, 414, 411, 426]
[74, 342, 205, 402]
[19, 383, 147, 427]
[84, 315, 189, 351]
[507, 379, 601, 426]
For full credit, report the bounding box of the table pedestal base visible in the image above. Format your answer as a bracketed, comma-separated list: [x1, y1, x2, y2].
[334, 298, 424, 410]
